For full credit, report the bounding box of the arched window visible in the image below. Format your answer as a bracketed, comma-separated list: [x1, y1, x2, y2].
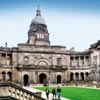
[24, 56, 29, 65]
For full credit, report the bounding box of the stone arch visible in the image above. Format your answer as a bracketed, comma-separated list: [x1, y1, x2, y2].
[39, 73, 47, 84]
[35, 58, 50, 67]
[2, 71, 6, 81]
[7, 71, 12, 81]
[75, 73, 79, 81]
[80, 72, 84, 81]
[23, 74, 29, 86]
[70, 72, 74, 81]
[57, 75, 62, 84]
[38, 61, 48, 66]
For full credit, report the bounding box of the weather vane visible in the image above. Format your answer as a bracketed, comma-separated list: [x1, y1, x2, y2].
[37, 0, 40, 9]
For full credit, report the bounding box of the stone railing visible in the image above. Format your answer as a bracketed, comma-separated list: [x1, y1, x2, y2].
[0, 82, 45, 100]
[70, 66, 90, 70]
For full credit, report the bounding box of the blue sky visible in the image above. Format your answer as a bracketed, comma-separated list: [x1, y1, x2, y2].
[0, 0, 100, 51]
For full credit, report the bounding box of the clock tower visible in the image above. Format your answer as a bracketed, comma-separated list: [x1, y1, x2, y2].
[28, 6, 50, 46]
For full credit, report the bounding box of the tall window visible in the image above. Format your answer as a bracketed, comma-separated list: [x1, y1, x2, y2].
[24, 56, 29, 65]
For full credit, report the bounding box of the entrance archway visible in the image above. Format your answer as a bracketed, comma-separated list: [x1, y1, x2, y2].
[39, 73, 47, 84]
[81, 72, 84, 81]
[75, 73, 79, 81]
[57, 75, 61, 84]
[23, 74, 29, 86]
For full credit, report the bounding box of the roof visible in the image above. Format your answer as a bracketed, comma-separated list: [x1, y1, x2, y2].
[31, 7, 46, 25]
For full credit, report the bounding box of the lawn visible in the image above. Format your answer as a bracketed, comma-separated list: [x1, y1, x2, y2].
[35, 86, 100, 100]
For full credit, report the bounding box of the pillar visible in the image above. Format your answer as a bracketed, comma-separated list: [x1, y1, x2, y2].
[79, 56, 81, 67]
[6, 73, 9, 81]
[84, 73, 86, 81]
[73, 73, 76, 81]
[79, 73, 81, 81]
[82, 56, 85, 67]
[74, 56, 75, 66]
[77, 57, 79, 66]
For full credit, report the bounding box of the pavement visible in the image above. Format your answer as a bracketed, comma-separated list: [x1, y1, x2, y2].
[23, 86, 70, 100]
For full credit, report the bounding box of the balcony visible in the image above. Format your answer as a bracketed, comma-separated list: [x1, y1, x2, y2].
[70, 66, 90, 70]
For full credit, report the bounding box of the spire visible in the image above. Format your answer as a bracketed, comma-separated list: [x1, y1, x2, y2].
[36, 0, 41, 16]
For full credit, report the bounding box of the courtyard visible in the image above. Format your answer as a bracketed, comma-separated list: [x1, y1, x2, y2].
[35, 86, 100, 100]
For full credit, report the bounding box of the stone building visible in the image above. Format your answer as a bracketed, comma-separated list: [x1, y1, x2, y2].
[0, 7, 100, 86]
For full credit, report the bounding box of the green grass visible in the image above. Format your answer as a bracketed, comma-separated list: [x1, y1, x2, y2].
[35, 86, 100, 100]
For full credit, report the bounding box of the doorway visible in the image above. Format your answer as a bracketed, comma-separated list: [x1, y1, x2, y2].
[39, 73, 47, 84]
[57, 75, 61, 84]
[23, 74, 29, 86]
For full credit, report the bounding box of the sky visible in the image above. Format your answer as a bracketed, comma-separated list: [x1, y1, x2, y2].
[0, 0, 100, 51]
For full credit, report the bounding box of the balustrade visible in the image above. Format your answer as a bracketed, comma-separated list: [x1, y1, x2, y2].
[0, 82, 45, 100]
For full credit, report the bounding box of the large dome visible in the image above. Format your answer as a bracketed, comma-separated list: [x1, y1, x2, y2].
[32, 15, 46, 25]
[31, 7, 46, 25]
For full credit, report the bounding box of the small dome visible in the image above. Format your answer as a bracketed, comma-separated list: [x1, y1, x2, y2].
[31, 7, 46, 25]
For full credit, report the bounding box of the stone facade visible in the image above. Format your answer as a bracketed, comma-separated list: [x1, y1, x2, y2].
[0, 7, 100, 86]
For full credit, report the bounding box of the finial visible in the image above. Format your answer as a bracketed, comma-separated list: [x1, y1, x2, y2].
[36, 0, 41, 16]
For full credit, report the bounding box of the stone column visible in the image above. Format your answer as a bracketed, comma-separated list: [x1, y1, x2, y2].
[84, 73, 86, 81]
[35, 71, 38, 84]
[6, 73, 9, 81]
[82, 56, 84, 67]
[74, 56, 75, 67]
[73, 73, 76, 81]
[77, 57, 79, 67]
[99, 71, 100, 81]
[79, 56, 81, 67]
[0, 53, 1, 66]
[84, 56, 86, 67]
[79, 73, 81, 81]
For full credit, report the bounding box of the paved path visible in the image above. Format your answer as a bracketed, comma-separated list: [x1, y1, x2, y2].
[23, 86, 70, 100]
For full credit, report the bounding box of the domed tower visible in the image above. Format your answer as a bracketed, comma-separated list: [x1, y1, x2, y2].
[28, 6, 50, 46]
